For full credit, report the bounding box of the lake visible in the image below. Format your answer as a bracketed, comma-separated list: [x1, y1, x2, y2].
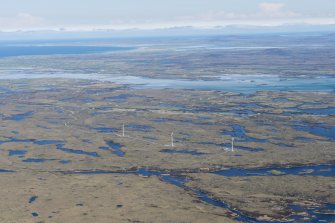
[102, 75, 335, 93]
[1, 73, 335, 94]
[0, 45, 134, 58]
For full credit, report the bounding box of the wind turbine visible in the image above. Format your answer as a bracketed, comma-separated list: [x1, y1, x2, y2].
[171, 132, 174, 147]
[231, 137, 235, 152]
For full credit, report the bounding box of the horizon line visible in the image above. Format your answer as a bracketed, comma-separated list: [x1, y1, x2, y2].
[1, 22, 335, 33]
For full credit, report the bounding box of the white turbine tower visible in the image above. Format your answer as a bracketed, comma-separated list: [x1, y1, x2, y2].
[231, 137, 235, 152]
[171, 132, 174, 147]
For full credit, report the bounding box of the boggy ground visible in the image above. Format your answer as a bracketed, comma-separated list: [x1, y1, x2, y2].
[0, 78, 334, 222]
[185, 173, 335, 222]
[0, 171, 234, 223]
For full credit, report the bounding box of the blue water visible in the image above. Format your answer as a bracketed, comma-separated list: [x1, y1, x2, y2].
[104, 94, 146, 101]
[0, 169, 15, 173]
[56, 144, 100, 157]
[2, 72, 335, 94]
[29, 196, 38, 204]
[8, 150, 27, 157]
[300, 107, 335, 115]
[59, 160, 71, 164]
[160, 149, 206, 156]
[105, 141, 125, 157]
[293, 124, 335, 141]
[99, 146, 110, 151]
[82, 139, 93, 144]
[224, 109, 256, 116]
[5, 111, 33, 121]
[273, 98, 292, 103]
[22, 158, 50, 163]
[287, 107, 335, 115]
[0, 137, 100, 158]
[272, 142, 294, 148]
[296, 137, 313, 141]
[158, 103, 186, 109]
[101, 75, 335, 94]
[34, 140, 64, 145]
[65, 168, 164, 176]
[221, 143, 264, 152]
[160, 175, 188, 187]
[0, 45, 134, 58]
[83, 98, 94, 103]
[143, 136, 159, 140]
[0, 137, 32, 144]
[153, 117, 197, 125]
[126, 124, 153, 132]
[197, 141, 263, 152]
[93, 127, 118, 133]
[223, 124, 268, 143]
[160, 175, 268, 223]
[190, 188, 265, 223]
[289, 203, 335, 223]
[0, 137, 64, 146]
[243, 102, 263, 108]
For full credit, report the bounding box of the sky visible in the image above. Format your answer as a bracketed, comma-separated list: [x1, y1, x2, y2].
[0, 0, 335, 31]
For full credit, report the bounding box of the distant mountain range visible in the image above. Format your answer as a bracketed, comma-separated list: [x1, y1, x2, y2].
[0, 24, 334, 41]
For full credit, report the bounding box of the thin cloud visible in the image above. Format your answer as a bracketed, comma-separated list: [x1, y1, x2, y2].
[0, 4, 334, 32]
[177, 2, 300, 25]
[169, 2, 302, 29]
[259, 2, 300, 17]
[0, 13, 46, 30]
[259, 3, 285, 14]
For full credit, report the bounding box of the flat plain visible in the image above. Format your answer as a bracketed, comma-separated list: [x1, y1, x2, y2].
[0, 33, 334, 222]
